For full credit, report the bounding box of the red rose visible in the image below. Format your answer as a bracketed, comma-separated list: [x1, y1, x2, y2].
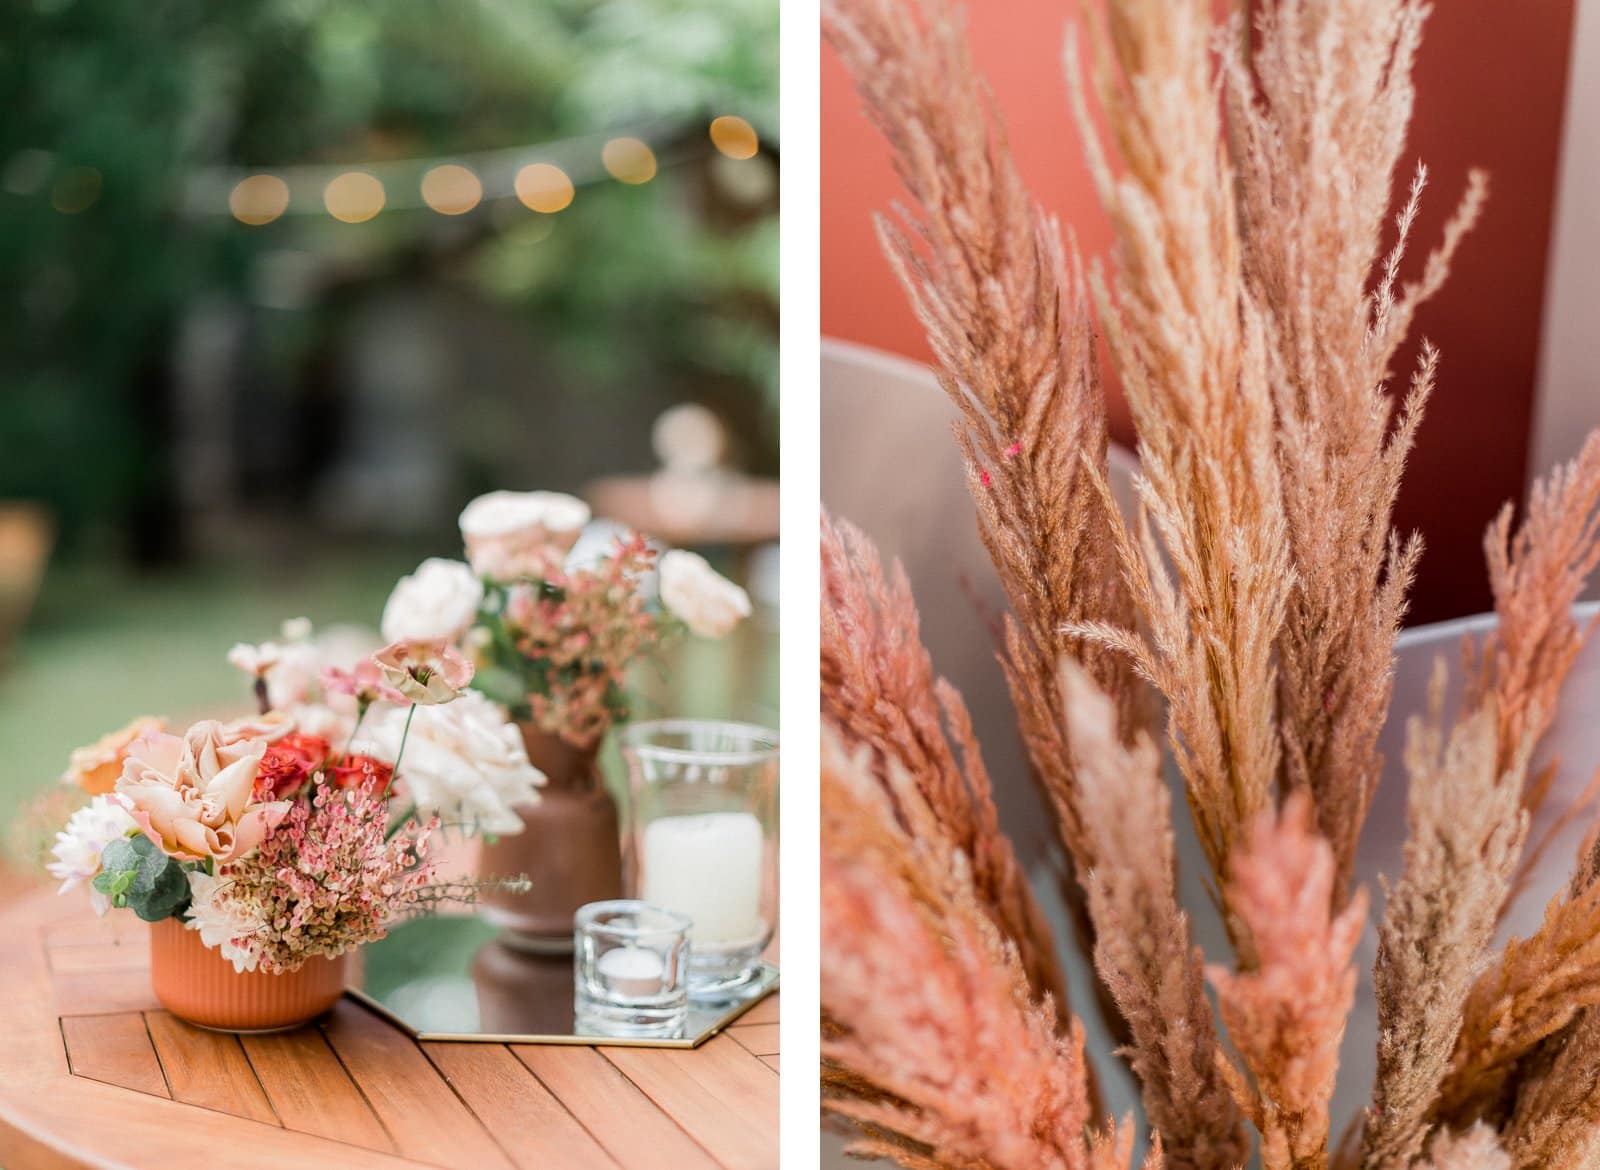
[326, 754, 394, 794]
[254, 732, 332, 800]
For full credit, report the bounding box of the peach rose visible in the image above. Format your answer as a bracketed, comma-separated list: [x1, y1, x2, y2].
[458, 490, 589, 580]
[60, 716, 168, 795]
[116, 721, 290, 862]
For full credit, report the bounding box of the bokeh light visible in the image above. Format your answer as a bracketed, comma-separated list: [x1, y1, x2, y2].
[420, 164, 482, 216]
[324, 171, 385, 223]
[709, 116, 759, 161]
[50, 167, 102, 215]
[601, 138, 657, 185]
[514, 162, 575, 213]
[228, 174, 290, 225]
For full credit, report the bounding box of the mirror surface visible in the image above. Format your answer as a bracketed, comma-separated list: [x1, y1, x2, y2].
[348, 915, 778, 1048]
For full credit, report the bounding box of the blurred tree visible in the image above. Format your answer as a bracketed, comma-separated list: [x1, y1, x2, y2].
[0, 0, 778, 558]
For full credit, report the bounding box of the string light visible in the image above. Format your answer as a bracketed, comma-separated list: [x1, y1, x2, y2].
[324, 171, 385, 223]
[181, 116, 752, 221]
[601, 137, 657, 185]
[229, 174, 290, 225]
[420, 164, 482, 215]
[709, 116, 759, 160]
[51, 167, 102, 215]
[515, 163, 575, 213]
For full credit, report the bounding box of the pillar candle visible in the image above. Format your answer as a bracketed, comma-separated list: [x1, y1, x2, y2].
[640, 812, 765, 948]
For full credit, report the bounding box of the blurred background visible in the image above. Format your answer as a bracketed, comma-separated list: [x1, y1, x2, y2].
[0, 0, 780, 831]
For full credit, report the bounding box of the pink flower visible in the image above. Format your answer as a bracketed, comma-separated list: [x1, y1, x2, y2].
[322, 659, 406, 707]
[116, 721, 291, 862]
[373, 640, 475, 705]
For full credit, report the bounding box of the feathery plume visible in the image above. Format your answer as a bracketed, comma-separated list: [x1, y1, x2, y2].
[1363, 670, 1530, 1170]
[1501, 1006, 1600, 1170]
[1062, 662, 1247, 1170]
[822, 511, 1070, 1011]
[1415, 1126, 1512, 1170]
[1208, 794, 1366, 1170]
[1470, 428, 1600, 830]
[1089, 1123, 1167, 1170]
[1437, 872, 1600, 1123]
[823, 0, 1150, 881]
[1064, 0, 1292, 899]
[821, 731, 1098, 1170]
[1220, 0, 1486, 901]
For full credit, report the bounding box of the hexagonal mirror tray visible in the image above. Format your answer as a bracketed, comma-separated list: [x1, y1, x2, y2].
[345, 914, 779, 1049]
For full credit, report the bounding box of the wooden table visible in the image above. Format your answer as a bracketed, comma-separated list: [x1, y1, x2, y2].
[0, 886, 779, 1170]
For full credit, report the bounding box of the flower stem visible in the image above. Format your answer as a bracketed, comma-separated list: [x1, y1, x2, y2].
[383, 704, 418, 803]
[341, 701, 371, 764]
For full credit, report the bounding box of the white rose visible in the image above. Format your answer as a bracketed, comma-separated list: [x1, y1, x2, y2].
[381, 558, 484, 644]
[659, 550, 752, 638]
[370, 691, 544, 836]
[458, 490, 591, 580]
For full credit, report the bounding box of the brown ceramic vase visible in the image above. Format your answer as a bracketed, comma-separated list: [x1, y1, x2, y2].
[477, 724, 624, 952]
[148, 918, 347, 1032]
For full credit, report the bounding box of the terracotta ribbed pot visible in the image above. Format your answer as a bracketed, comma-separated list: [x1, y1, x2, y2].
[477, 724, 624, 953]
[149, 918, 348, 1032]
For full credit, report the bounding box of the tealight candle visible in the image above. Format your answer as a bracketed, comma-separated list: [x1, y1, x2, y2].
[595, 945, 667, 998]
[640, 811, 765, 948]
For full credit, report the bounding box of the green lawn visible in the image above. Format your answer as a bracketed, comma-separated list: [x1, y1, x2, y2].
[0, 550, 777, 835]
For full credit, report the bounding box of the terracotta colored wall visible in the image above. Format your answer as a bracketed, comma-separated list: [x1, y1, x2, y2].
[822, 0, 1578, 624]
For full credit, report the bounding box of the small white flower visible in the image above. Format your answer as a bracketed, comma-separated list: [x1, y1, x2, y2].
[185, 870, 264, 973]
[48, 794, 138, 915]
[381, 558, 484, 644]
[459, 490, 590, 541]
[659, 550, 752, 638]
[280, 616, 314, 643]
[371, 691, 544, 836]
[227, 641, 282, 679]
[459, 490, 590, 580]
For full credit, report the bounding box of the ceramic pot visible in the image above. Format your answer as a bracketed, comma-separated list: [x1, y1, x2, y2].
[149, 918, 347, 1032]
[477, 724, 624, 952]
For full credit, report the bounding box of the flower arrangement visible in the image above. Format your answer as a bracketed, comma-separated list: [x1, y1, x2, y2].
[47, 626, 541, 976]
[823, 1, 1600, 1169]
[382, 489, 752, 750]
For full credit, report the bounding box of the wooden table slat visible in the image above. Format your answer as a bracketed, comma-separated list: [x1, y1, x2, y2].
[145, 1011, 278, 1126]
[60, 1014, 169, 1099]
[600, 1036, 778, 1170]
[53, 970, 164, 1016]
[423, 1043, 621, 1170]
[320, 1001, 517, 1170]
[3, 883, 779, 1170]
[727, 1023, 780, 1058]
[512, 1045, 724, 1170]
[46, 939, 149, 975]
[241, 1022, 395, 1153]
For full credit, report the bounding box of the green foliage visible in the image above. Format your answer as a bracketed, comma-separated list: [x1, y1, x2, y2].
[91, 834, 192, 922]
[0, 0, 778, 550]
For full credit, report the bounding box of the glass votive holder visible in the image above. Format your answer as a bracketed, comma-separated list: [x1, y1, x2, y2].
[573, 900, 691, 1037]
[619, 719, 779, 1000]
